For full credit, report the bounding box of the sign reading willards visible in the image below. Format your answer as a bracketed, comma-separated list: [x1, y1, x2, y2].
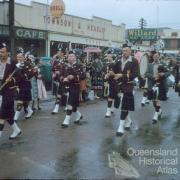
[128, 29, 157, 41]
[50, 0, 65, 18]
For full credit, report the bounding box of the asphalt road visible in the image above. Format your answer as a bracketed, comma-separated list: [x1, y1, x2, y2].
[0, 88, 179, 179]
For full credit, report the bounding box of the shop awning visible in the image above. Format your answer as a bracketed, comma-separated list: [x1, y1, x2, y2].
[83, 47, 102, 53]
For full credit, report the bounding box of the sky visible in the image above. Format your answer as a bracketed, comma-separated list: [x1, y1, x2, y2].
[14, 0, 180, 29]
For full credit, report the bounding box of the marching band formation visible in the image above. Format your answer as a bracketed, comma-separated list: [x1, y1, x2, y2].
[0, 42, 179, 140]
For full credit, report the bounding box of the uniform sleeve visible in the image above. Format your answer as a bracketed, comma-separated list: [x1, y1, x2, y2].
[145, 64, 154, 79]
[69, 64, 86, 83]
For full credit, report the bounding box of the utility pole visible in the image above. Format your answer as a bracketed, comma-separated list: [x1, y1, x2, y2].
[138, 18, 147, 46]
[156, 5, 159, 40]
[139, 18, 147, 30]
[9, 0, 15, 60]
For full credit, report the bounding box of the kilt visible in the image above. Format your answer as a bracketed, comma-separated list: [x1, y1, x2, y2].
[17, 89, 32, 102]
[0, 95, 14, 120]
[57, 82, 64, 95]
[121, 92, 135, 111]
[108, 81, 118, 99]
[114, 95, 121, 109]
[158, 84, 167, 101]
[175, 83, 180, 96]
[52, 80, 59, 96]
[68, 84, 80, 107]
[138, 77, 145, 88]
[147, 90, 154, 100]
[148, 84, 167, 101]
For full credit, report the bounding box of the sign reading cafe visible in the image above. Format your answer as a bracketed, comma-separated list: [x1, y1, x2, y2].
[15, 28, 46, 40]
[0, 25, 46, 40]
[128, 29, 157, 41]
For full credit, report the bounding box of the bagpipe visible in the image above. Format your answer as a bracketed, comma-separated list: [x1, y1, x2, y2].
[103, 62, 115, 97]
[0, 47, 37, 91]
[62, 63, 81, 92]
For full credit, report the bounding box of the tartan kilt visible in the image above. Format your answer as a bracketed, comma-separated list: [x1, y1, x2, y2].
[158, 85, 167, 101]
[121, 92, 135, 111]
[57, 82, 64, 95]
[148, 84, 167, 101]
[17, 89, 32, 102]
[138, 77, 146, 88]
[147, 89, 154, 100]
[0, 95, 14, 120]
[108, 81, 118, 99]
[68, 84, 80, 107]
[52, 80, 59, 96]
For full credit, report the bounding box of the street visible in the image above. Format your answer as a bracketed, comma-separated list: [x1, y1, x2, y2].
[0, 88, 179, 179]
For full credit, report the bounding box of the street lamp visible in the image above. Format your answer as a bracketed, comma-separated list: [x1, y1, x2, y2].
[9, 0, 15, 60]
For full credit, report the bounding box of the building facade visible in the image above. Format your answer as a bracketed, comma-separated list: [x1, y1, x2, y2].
[0, 1, 125, 57]
[160, 29, 180, 54]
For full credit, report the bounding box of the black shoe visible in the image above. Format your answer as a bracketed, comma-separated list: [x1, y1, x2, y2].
[61, 124, 69, 128]
[105, 115, 111, 118]
[38, 107, 42, 110]
[74, 115, 83, 124]
[124, 127, 131, 131]
[51, 112, 57, 115]
[141, 103, 145, 107]
[9, 131, 22, 140]
[116, 132, 124, 136]
[25, 116, 32, 119]
[152, 119, 158, 124]
[158, 111, 162, 119]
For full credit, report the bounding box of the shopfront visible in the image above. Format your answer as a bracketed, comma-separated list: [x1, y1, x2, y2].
[0, 25, 47, 57]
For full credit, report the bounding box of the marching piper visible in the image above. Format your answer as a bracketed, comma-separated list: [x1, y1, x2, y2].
[13, 52, 37, 121]
[61, 51, 86, 128]
[140, 51, 155, 106]
[0, 43, 21, 139]
[112, 44, 139, 136]
[103, 51, 119, 118]
[51, 50, 67, 114]
[145, 52, 170, 124]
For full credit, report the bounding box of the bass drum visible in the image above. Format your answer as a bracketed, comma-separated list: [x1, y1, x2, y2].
[140, 53, 149, 78]
[139, 53, 149, 88]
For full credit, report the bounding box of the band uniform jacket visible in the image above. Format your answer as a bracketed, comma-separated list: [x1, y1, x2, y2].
[14, 64, 36, 101]
[102, 61, 118, 98]
[145, 62, 170, 101]
[112, 57, 139, 111]
[0, 59, 16, 119]
[113, 57, 139, 93]
[63, 62, 86, 107]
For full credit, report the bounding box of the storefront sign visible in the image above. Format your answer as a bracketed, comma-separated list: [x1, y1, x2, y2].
[15, 28, 46, 40]
[50, 0, 65, 18]
[128, 29, 157, 41]
[0, 25, 9, 36]
[43, 16, 106, 34]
